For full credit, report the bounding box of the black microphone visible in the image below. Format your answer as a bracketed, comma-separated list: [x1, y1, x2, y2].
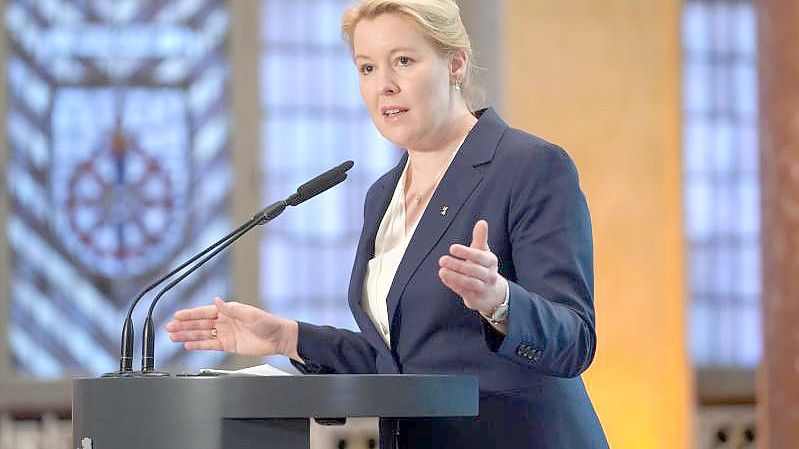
[139, 161, 354, 374]
[286, 160, 353, 206]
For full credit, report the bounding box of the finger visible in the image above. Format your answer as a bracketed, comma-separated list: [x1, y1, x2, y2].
[470, 220, 489, 251]
[168, 329, 219, 342]
[449, 244, 496, 267]
[214, 297, 240, 318]
[165, 319, 217, 332]
[439, 267, 485, 293]
[438, 269, 481, 306]
[174, 304, 219, 321]
[184, 340, 224, 351]
[438, 255, 493, 283]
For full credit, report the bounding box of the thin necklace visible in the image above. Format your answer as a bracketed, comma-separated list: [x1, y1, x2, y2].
[407, 147, 459, 204]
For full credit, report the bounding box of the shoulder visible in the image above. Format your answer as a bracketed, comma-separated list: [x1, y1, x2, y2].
[490, 126, 591, 244]
[493, 126, 580, 186]
[471, 108, 578, 179]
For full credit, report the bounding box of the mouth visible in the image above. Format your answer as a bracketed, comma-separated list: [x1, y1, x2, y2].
[381, 106, 409, 118]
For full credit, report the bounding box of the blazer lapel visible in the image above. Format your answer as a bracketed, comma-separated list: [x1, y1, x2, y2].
[383, 108, 507, 341]
[383, 159, 482, 334]
[348, 156, 405, 339]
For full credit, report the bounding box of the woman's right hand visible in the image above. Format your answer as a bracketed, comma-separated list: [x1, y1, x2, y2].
[166, 297, 302, 362]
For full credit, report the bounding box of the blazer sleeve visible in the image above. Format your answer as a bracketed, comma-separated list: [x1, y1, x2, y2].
[291, 322, 378, 374]
[487, 143, 597, 378]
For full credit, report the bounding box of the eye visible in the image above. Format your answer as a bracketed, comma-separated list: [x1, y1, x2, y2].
[359, 63, 374, 75]
[397, 56, 412, 66]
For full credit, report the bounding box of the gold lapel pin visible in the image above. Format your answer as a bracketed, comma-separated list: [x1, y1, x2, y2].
[440, 205, 449, 216]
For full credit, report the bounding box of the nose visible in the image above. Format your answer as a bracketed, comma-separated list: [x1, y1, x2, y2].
[379, 68, 399, 96]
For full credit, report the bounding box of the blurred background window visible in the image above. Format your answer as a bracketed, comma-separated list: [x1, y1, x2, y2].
[682, 0, 760, 368]
[259, 0, 396, 362]
[4, 0, 232, 378]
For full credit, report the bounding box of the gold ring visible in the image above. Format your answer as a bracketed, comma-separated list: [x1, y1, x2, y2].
[210, 327, 218, 339]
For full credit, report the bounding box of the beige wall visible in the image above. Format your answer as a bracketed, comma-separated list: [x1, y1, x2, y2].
[503, 1, 691, 448]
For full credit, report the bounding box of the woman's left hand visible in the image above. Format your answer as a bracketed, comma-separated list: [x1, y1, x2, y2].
[438, 220, 508, 319]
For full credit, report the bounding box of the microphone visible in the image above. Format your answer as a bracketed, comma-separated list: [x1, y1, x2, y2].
[139, 161, 354, 374]
[286, 160, 353, 206]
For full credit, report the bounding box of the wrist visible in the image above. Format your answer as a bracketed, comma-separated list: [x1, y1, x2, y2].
[281, 319, 302, 362]
[479, 300, 501, 318]
[480, 278, 510, 325]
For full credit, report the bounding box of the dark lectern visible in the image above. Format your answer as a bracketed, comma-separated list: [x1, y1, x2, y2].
[73, 374, 478, 449]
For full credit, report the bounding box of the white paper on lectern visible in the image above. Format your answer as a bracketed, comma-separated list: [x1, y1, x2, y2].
[199, 363, 293, 376]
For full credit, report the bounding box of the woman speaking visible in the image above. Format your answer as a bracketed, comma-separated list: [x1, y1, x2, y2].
[167, 0, 609, 447]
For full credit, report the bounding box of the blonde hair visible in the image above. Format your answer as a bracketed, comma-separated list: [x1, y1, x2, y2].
[341, 0, 483, 109]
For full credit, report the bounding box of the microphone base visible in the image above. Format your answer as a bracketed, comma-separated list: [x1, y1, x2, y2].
[101, 370, 142, 378]
[140, 370, 171, 377]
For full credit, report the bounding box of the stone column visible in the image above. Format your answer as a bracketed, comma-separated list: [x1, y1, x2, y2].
[757, 1, 799, 447]
[225, 0, 264, 369]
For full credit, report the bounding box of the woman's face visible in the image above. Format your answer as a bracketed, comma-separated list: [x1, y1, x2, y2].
[353, 12, 465, 152]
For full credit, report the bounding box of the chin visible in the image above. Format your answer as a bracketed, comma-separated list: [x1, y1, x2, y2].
[374, 125, 413, 149]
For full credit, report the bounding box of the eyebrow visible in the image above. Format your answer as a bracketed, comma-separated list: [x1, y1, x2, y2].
[354, 47, 416, 61]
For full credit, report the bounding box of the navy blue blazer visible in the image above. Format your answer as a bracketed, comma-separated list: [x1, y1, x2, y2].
[293, 109, 608, 448]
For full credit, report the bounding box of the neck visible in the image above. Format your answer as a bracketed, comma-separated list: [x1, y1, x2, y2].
[406, 109, 477, 175]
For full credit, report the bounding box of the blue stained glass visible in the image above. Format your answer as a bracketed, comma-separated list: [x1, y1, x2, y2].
[737, 178, 759, 235]
[684, 60, 711, 113]
[156, 0, 207, 23]
[6, 0, 233, 377]
[261, 0, 392, 362]
[38, 0, 84, 24]
[310, 0, 347, 46]
[733, 4, 757, 54]
[734, 62, 757, 116]
[738, 125, 759, 173]
[9, 328, 59, 378]
[690, 302, 712, 363]
[690, 246, 712, 296]
[262, 0, 311, 45]
[683, 3, 710, 52]
[50, 88, 190, 277]
[684, 120, 710, 174]
[683, 0, 761, 367]
[737, 305, 761, 366]
[738, 245, 761, 298]
[716, 304, 736, 361]
[685, 179, 714, 238]
[710, 2, 735, 54]
[260, 238, 293, 304]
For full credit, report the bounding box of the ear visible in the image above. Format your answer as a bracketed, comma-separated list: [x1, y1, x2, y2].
[449, 50, 468, 85]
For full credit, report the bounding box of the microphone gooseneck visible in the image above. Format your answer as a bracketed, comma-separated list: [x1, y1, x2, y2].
[139, 201, 285, 375]
[138, 161, 354, 374]
[106, 217, 257, 377]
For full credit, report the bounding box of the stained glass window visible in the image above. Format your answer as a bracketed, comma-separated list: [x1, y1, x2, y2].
[259, 0, 396, 357]
[5, 0, 232, 378]
[682, 0, 760, 367]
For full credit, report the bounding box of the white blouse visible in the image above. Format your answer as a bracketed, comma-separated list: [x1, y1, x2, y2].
[362, 143, 462, 347]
